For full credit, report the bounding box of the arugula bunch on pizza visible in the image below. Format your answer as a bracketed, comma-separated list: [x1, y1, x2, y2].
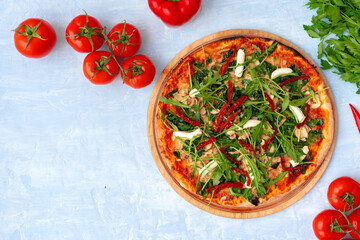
[157, 37, 334, 207]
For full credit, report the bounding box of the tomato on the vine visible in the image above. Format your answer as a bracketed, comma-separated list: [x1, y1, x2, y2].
[327, 176, 360, 212]
[13, 18, 56, 58]
[66, 11, 104, 53]
[148, 0, 201, 26]
[83, 51, 120, 85]
[349, 208, 360, 239]
[107, 22, 141, 57]
[313, 209, 348, 240]
[121, 55, 156, 89]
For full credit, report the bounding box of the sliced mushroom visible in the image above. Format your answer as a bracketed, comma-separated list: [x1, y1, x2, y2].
[307, 94, 321, 109]
[295, 125, 311, 141]
[226, 130, 237, 139]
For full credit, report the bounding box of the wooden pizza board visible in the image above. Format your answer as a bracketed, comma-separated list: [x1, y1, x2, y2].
[147, 29, 337, 218]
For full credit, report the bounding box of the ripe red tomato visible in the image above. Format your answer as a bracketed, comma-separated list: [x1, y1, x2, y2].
[327, 176, 360, 212]
[148, 0, 201, 26]
[313, 209, 348, 240]
[13, 18, 56, 58]
[66, 12, 104, 53]
[349, 208, 360, 239]
[83, 51, 120, 85]
[121, 55, 156, 89]
[107, 22, 141, 57]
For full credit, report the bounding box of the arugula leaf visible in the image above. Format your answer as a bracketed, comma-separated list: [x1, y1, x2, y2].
[289, 95, 311, 107]
[159, 96, 190, 108]
[241, 188, 254, 203]
[265, 171, 288, 187]
[251, 118, 264, 144]
[307, 118, 324, 127]
[166, 111, 194, 131]
[229, 187, 242, 197]
[282, 95, 290, 112]
[246, 157, 267, 198]
[277, 131, 302, 162]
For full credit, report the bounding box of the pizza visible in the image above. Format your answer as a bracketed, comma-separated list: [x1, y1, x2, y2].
[156, 36, 334, 207]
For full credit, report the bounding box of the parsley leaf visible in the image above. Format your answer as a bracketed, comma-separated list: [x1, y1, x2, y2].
[304, 0, 360, 93]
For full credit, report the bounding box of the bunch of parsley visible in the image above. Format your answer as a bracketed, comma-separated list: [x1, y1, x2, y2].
[304, 0, 360, 93]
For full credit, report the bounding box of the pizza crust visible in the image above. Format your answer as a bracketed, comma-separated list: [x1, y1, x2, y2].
[155, 36, 335, 208]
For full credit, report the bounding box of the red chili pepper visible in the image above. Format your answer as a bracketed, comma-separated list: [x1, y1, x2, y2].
[219, 109, 241, 132]
[219, 46, 236, 75]
[174, 107, 201, 127]
[205, 182, 244, 194]
[280, 157, 302, 184]
[227, 80, 233, 104]
[264, 92, 275, 112]
[232, 167, 251, 187]
[196, 137, 216, 150]
[296, 104, 310, 129]
[227, 95, 248, 115]
[262, 126, 278, 151]
[278, 75, 309, 87]
[219, 147, 240, 165]
[350, 104, 360, 134]
[238, 139, 256, 156]
[213, 102, 229, 132]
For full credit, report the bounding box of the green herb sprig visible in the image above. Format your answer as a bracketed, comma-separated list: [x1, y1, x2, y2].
[304, 0, 360, 93]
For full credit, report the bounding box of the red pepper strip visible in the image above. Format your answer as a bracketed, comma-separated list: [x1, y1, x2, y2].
[238, 139, 256, 156]
[196, 137, 216, 150]
[264, 92, 275, 112]
[262, 127, 278, 151]
[219, 109, 241, 132]
[174, 107, 201, 127]
[205, 182, 244, 194]
[227, 80, 233, 105]
[227, 95, 248, 115]
[350, 104, 360, 134]
[232, 167, 251, 187]
[280, 157, 302, 184]
[278, 75, 309, 87]
[213, 102, 229, 132]
[224, 122, 236, 130]
[219, 46, 236, 75]
[219, 147, 240, 165]
[296, 104, 310, 129]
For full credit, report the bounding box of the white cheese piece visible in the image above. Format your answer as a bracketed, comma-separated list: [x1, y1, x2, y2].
[235, 49, 245, 77]
[173, 128, 202, 140]
[289, 105, 305, 123]
[189, 88, 200, 97]
[289, 160, 300, 167]
[243, 119, 261, 129]
[271, 68, 293, 79]
[199, 161, 218, 183]
[291, 146, 310, 166]
[300, 146, 309, 161]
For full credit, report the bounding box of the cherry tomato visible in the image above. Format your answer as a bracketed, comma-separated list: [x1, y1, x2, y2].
[148, 0, 201, 26]
[349, 208, 360, 240]
[121, 55, 156, 89]
[66, 11, 104, 53]
[13, 18, 56, 58]
[313, 209, 348, 240]
[327, 176, 360, 212]
[107, 22, 141, 57]
[83, 51, 120, 85]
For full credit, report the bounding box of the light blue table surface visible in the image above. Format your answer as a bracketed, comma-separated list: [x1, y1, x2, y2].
[1, 0, 360, 239]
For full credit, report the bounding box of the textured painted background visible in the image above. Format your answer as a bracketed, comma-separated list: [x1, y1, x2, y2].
[1, 0, 360, 239]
